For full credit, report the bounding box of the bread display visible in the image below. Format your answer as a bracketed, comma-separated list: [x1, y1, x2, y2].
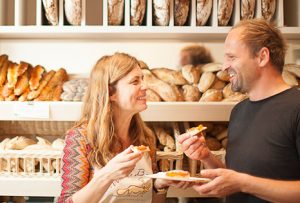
[241, 0, 256, 20]
[153, 0, 170, 26]
[165, 170, 190, 178]
[64, 0, 82, 25]
[152, 68, 188, 85]
[174, 0, 190, 26]
[196, 0, 212, 26]
[217, 0, 234, 26]
[42, 0, 59, 25]
[61, 78, 88, 101]
[261, 0, 276, 21]
[130, 0, 146, 26]
[108, 0, 124, 25]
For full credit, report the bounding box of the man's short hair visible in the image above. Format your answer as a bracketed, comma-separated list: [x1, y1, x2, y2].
[233, 19, 287, 72]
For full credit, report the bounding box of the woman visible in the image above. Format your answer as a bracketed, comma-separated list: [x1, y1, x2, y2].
[59, 53, 189, 203]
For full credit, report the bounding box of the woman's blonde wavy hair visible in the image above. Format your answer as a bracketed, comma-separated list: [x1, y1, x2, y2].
[76, 52, 155, 167]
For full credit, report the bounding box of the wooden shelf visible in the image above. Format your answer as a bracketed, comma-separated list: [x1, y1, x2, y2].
[0, 101, 236, 122]
[0, 26, 299, 40]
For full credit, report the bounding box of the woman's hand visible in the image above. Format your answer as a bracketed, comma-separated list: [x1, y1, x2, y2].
[177, 132, 210, 161]
[154, 178, 194, 190]
[95, 145, 143, 181]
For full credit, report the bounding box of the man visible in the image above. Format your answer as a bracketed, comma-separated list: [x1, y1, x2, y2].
[179, 44, 213, 67]
[178, 19, 300, 203]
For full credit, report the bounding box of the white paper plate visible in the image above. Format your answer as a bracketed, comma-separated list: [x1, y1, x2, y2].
[145, 172, 211, 183]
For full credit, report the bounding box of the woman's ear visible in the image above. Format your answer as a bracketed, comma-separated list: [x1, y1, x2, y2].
[109, 85, 117, 101]
[257, 47, 270, 67]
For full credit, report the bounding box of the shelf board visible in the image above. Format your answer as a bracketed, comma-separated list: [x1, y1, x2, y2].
[0, 101, 236, 122]
[0, 26, 299, 40]
[0, 176, 61, 196]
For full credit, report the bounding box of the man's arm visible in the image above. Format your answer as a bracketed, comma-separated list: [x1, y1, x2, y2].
[194, 168, 300, 203]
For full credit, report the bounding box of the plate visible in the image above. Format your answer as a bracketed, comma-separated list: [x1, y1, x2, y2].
[145, 172, 211, 183]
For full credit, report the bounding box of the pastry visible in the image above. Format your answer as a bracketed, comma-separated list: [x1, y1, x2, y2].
[131, 145, 150, 152]
[165, 170, 190, 178]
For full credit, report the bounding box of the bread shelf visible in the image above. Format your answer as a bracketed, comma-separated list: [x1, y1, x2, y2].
[0, 101, 236, 122]
[0, 177, 60, 196]
[0, 26, 299, 40]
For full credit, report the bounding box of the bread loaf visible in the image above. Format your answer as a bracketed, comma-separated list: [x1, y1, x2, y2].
[130, 0, 146, 25]
[64, 0, 82, 25]
[108, 0, 124, 25]
[146, 89, 162, 102]
[42, 0, 59, 25]
[29, 65, 45, 90]
[151, 68, 188, 85]
[241, 0, 256, 20]
[218, 0, 234, 26]
[181, 64, 201, 84]
[153, 0, 170, 26]
[0, 60, 9, 86]
[182, 85, 201, 101]
[174, 0, 190, 26]
[198, 71, 215, 93]
[261, 0, 276, 21]
[27, 70, 55, 100]
[196, 0, 212, 26]
[14, 71, 29, 96]
[200, 89, 223, 102]
[143, 69, 179, 101]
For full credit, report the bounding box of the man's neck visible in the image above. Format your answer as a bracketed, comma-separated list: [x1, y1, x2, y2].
[248, 69, 290, 101]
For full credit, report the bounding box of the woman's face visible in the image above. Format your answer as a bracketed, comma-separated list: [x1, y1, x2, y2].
[110, 66, 147, 114]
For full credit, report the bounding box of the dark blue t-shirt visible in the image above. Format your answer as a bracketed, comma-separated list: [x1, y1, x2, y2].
[226, 87, 300, 203]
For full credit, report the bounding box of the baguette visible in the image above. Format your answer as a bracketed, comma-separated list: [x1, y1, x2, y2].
[52, 85, 63, 101]
[261, 0, 276, 21]
[196, 0, 212, 26]
[29, 65, 45, 90]
[153, 0, 170, 26]
[241, 0, 256, 20]
[7, 62, 19, 88]
[36, 68, 68, 101]
[42, 0, 59, 25]
[27, 70, 55, 100]
[130, 0, 146, 26]
[218, 0, 234, 26]
[64, 0, 82, 25]
[108, 0, 124, 25]
[14, 71, 29, 96]
[0, 60, 9, 86]
[18, 87, 30, 101]
[2, 82, 13, 98]
[17, 61, 29, 77]
[174, 0, 190, 26]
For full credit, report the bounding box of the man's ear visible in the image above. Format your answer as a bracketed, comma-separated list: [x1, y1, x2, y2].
[257, 47, 270, 67]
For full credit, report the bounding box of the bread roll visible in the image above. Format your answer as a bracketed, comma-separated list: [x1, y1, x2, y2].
[108, 0, 124, 25]
[146, 89, 162, 102]
[241, 0, 256, 20]
[198, 71, 215, 93]
[151, 68, 188, 85]
[182, 85, 201, 101]
[52, 138, 65, 150]
[153, 0, 170, 26]
[210, 78, 226, 90]
[64, 0, 82, 25]
[181, 64, 201, 84]
[218, 0, 234, 26]
[200, 89, 223, 102]
[201, 63, 222, 72]
[174, 0, 190, 26]
[130, 0, 146, 25]
[261, 0, 276, 21]
[282, 70, 298, 87]
[42, 0, 59, 25]
[196, 0, 212, 26]
[143, 69, 179, 101]
[216, 70, 230, 82]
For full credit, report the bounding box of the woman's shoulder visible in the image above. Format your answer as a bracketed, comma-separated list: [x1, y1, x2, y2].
[65, 123, 88, 142]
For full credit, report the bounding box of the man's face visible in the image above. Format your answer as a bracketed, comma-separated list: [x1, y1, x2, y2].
[223, 28, 259, 93]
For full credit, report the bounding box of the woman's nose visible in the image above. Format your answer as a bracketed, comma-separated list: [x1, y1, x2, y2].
[141, 81, 148, 90]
